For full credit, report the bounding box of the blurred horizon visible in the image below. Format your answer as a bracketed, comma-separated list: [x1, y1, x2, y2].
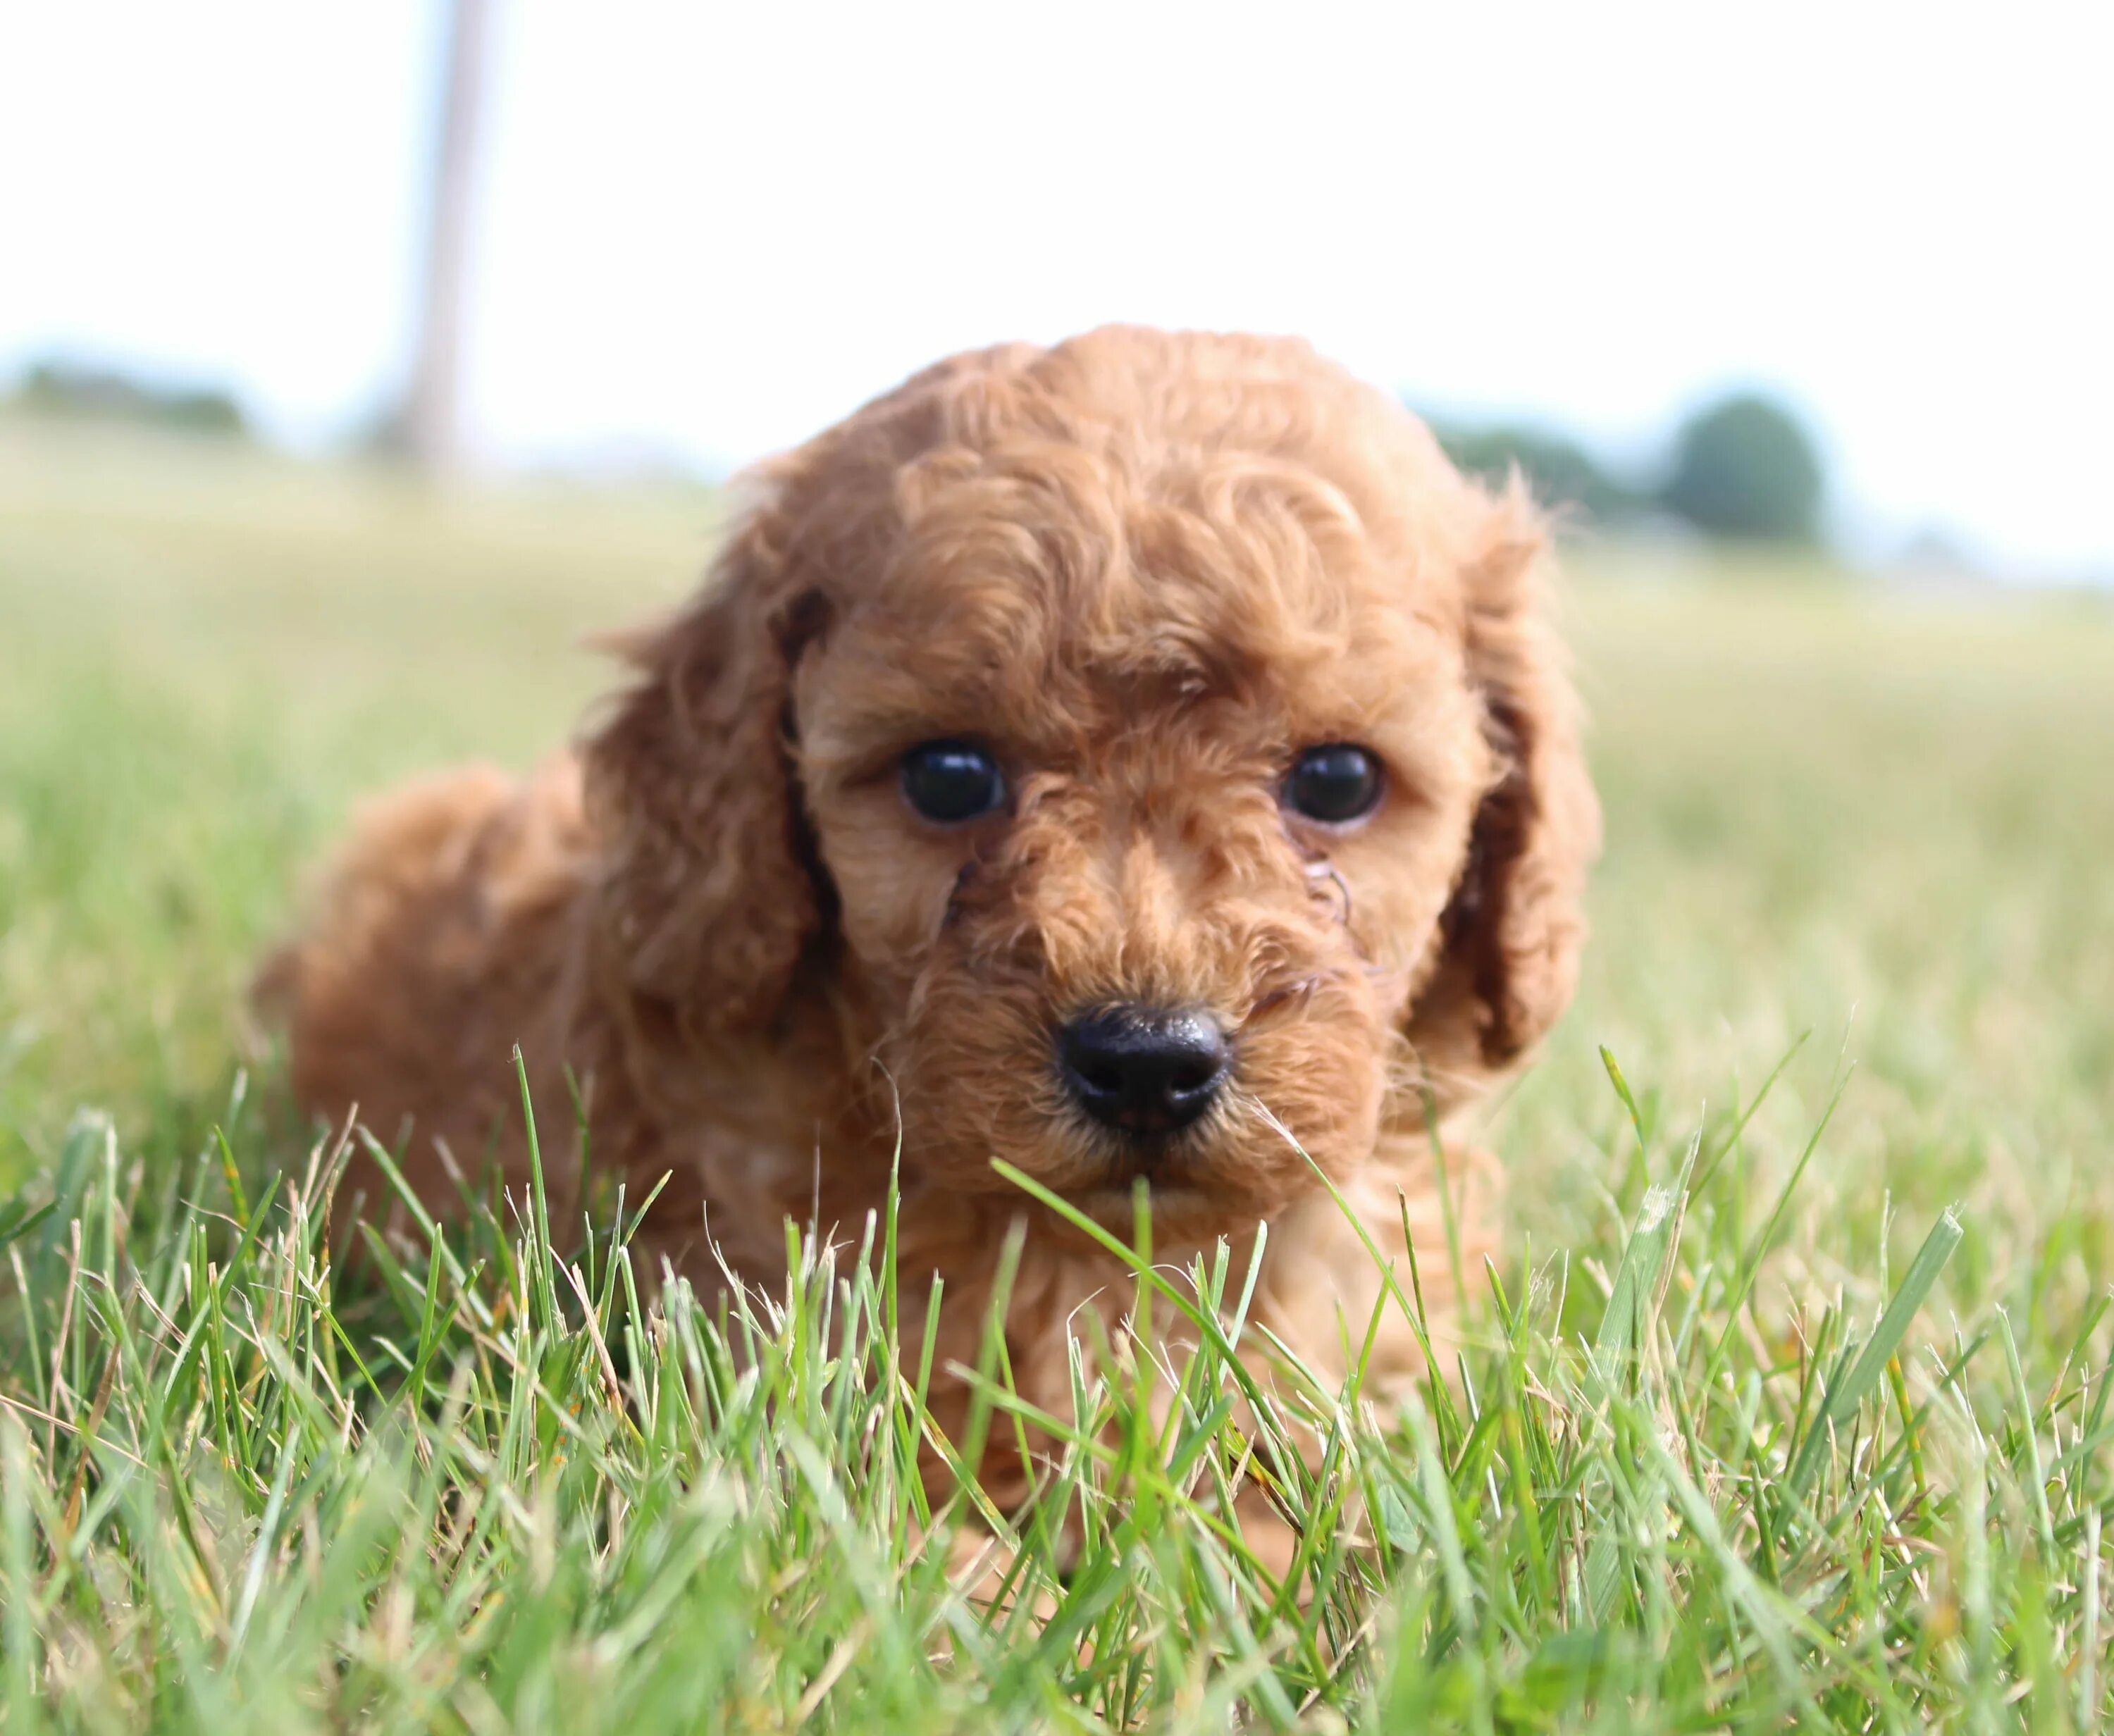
[4, 1, 2110, 580]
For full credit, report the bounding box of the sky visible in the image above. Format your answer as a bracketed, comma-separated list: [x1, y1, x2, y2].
[4, 1, 2111, 578]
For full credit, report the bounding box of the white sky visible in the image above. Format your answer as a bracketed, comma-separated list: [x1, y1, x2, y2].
[4, 1, 2111, 576]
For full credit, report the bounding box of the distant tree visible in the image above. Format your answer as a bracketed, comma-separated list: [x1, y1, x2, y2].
[16, 359, 249, 438]
[1659, 392, 1824, 542]
[1429, 418, 1642, 523]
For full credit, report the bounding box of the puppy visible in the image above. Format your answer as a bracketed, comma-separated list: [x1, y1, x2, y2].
[260, 326, 1597, 1515]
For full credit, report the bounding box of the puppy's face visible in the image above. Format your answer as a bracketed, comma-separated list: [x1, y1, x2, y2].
[590, 330, 1595, 1239]
[798, 513, 1489, 1227]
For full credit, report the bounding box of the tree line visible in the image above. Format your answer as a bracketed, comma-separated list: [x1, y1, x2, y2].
[1427, 390, 1826, 544]
[8, 353, 1828, 547]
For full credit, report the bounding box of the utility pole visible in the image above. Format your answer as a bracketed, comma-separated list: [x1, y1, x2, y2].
[400, 0, 490, 477]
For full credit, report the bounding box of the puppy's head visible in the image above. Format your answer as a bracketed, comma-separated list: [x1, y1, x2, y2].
[587, 329, 1597, 1234]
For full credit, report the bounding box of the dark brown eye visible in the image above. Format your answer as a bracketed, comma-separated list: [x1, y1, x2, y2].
[1284, 745, 1383, 824]
[901, 740, 1006, 824]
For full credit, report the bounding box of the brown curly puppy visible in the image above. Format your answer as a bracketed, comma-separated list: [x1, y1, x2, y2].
[261, 326, 1597, 1503]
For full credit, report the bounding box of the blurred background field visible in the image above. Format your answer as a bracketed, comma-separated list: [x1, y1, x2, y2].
[5, 416, 2109, 1311]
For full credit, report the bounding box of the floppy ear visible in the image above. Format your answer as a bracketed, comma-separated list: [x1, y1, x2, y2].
[1403, 485, 1601, 1110]
[582, 486, 835, 1041]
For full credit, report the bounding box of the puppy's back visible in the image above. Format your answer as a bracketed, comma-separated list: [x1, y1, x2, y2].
[255, 757, 593, 1196]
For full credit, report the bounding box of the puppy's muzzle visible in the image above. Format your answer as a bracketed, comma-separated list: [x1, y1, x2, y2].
[1056, 1007, 1230, 1139]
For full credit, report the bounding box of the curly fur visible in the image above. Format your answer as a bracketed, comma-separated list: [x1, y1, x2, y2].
[259, 326, 1599, 1510]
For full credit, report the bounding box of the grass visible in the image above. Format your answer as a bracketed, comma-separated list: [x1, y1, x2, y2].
[1, 419, 2112, 1730]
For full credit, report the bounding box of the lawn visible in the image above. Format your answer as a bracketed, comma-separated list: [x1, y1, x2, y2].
[1, 419, 2110, 1730]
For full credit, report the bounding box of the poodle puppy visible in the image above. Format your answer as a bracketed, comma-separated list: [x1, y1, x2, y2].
[260, 326, 1597, 1511]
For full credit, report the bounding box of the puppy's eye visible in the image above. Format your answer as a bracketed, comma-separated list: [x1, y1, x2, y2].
[1284, 744, 1383, 824]
[901, 740, 1006, 824]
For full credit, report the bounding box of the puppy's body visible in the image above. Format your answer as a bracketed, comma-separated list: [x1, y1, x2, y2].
[263, 328, 1595, 1495]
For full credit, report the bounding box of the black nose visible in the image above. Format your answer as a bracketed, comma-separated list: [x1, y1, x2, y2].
[1056, 1007, 1231, 1136]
